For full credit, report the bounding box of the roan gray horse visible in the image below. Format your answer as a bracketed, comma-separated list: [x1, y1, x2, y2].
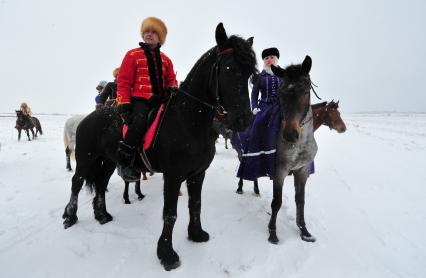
[268, 56, 318, 244]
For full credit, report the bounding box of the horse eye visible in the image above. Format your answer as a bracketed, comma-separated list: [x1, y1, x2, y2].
[226, 66, 230, 70]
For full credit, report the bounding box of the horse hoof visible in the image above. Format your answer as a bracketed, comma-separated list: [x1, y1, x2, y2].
[299, 226, 316, 242]
[137, 195, 145, 201]
[301, 234, 316, 242]
[95, 212, 113, 224]
[157, 242, 181, 271]
[236, 189, 243, 194]
[188, 228, 210, 242]
[161, 258, 181, 271]
[268, 233, 279, 244]
[63, 215, 78, 229]
[124, 200, 131, 204]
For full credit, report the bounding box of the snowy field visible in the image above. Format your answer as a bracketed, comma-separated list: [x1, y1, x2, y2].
[0, 113, 425, 278]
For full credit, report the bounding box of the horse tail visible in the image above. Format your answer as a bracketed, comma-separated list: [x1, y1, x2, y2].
[37, 120, 43, 135]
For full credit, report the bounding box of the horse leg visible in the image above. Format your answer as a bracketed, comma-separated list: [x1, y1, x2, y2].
[92, 159, 116, 224]
[187, 171, 209, 242]
[236, 178, 244, 194]
[157, 174, 182, 271]
[18, 129, 21, 141]
[123, 181, 131, 204]
[135, 180, 145, 200]
[225, 138, 229, 149]
[294, 167, 316, 242]
[254, 179, 260, 195]
[62, 167, 87, 229]
[30, 128, 35, 139]
[142, 170, 148, 180]
[26, 129, 31, 141]
[65, 146, 72, 171]
[268, 169, 286, 244]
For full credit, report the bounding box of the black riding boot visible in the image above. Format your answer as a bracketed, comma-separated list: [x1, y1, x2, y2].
[117, 141, 141, 182]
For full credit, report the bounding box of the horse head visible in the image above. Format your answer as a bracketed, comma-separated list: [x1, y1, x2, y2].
[325, 100, 346, 133]
[212, 23, 256, 132]
[272, 55, 312, 143]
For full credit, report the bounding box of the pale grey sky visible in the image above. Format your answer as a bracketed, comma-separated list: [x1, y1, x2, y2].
[0, 0, 425, 114]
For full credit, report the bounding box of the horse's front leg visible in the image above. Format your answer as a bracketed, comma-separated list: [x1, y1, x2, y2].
[268, 168, 287, 244]
[187, 171, 209, 242]
[65, 146, 72, 171]
[18, 129, 21, 141]
[157, 174, 182, 271]
[293, 167, 316, 242]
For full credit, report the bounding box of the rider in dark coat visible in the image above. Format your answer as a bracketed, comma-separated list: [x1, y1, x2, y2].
[236, 47, 282, 180]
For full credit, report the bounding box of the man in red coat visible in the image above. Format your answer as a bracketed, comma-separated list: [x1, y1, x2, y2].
[116, 17, 178, 180]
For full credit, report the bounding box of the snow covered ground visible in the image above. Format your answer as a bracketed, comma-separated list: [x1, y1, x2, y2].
[0, 113, 425, 278]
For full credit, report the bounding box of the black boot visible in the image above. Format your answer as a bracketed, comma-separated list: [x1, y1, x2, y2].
[117, 141, 141, 182]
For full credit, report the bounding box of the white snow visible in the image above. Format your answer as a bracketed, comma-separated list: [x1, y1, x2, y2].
[0, 113, 425, 277]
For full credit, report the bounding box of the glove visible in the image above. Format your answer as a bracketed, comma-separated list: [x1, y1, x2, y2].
[252, 107, 261, 115]
[117, 103, 132, 124]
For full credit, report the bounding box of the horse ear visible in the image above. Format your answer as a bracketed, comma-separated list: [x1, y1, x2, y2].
[215, 22, 228, 50]
[246, 37, 254, 47]
[336, 100, 340, 106]
[271, 64, 285, 77]
[302, 55, 312, 74]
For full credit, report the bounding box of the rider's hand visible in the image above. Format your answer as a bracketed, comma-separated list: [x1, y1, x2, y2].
[252, 107, 261, 115]
[117, 103, 132, 124]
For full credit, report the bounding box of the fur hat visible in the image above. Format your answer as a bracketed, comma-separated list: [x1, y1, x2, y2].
[112, 67, 120, 78]
[140, 17, 168, 45]
[262, 47, 280, 59]
[98, 80, 108, 87]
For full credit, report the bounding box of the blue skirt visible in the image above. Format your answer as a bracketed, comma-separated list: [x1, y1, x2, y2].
[233, 101, 315, 181]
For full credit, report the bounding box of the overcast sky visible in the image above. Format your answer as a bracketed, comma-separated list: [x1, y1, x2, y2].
[0, 0, 425, 114]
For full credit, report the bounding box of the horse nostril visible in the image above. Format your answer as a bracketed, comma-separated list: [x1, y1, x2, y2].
[283, 130, 298, 143]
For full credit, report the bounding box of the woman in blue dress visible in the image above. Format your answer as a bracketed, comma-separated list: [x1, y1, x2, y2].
[236, 47, 282, 181]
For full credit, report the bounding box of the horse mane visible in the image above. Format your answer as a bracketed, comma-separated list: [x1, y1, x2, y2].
[311, 101, 327, 110]
[284, 64, 307, 80]
[328, 100, 339, 109]
[228, 35, 258, 76]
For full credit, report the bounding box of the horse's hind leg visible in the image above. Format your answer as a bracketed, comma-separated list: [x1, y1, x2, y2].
[142, 170, 148, 180]
[157, 174, 182, 271]
[294, 167, 316, 242]
[135, 181, 145, 200]
[236, 178, 244, 194]
[254, 179, 260, 195]
[62, 168, 86, 228]
[26, 129, 31, 141]
[187, 171, 209, 242]
[92, 159, 116, 225]
[268, 169, 286, 244]
[123, 181, 131, 204]
[65, 146, 72, 171]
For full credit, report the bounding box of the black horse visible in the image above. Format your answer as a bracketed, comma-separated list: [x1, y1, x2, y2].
[62, 23, 256, 270]
[15, 110, 43, 141]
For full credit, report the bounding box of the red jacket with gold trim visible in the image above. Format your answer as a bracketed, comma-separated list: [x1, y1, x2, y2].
[117, 47, 178, 104]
